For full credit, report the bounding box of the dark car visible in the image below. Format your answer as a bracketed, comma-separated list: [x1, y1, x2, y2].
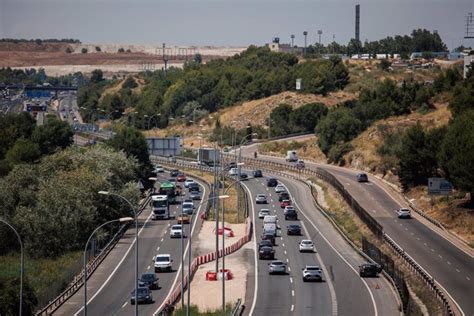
[138, 272, 159, 290]
[259, 246, 275, 260]
[177, 174, 186, 182]
[278, 192, 290, 202]
[267, 178, 278, 187]
[239, 173, 248, 180]
[287, 224, 301, 235]
[258, 239, 273, 250]
[253, 170, 263, 178]
[188, 182, 200, 192]
[261, 233, 276, 245]
[356, 173, 369, 183]
[359, 263, 383, 277]
[170, 169, 179, 177]
[284, 208, 298, 220]
[226, 162, 237, 170]
[131, 287, 153, 304]
[190, 191, 201, 200]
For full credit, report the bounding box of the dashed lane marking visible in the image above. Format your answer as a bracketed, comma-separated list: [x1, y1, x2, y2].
[290, 277, 293, 283]
[122, 301, 127, 308]
[456, 269, 460, 273]
[291, 305, 294, 312]
[288, 267, 291, 272]
[292, 290, 295, 297]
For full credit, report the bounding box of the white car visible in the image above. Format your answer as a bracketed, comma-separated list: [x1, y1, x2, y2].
[170, 225, 185, 238]
[184, 179, 194, 188]
[397, 208, 411, 219]
[299, 240, 315, 252]
[275, 185, 286, 193]
[258, 209, 270, 219]
[229, 168, 238, 176]
[302, 265, 323, 282]
[153, 254, 173, 272]
[154, 165, 164, 173]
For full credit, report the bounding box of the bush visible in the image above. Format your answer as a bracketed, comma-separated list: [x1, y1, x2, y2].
[81, 48, 88, 54]
[327, 142, 352, 164]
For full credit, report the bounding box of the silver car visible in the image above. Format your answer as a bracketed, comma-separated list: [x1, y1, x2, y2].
[268, 260, 287, 274]
[255, 194, 267, 204]
[302, 265, 323, 282]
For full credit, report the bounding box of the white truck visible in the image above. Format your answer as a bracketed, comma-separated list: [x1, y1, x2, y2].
[286, 150, 298, 162]
[151, 195, 170, 220]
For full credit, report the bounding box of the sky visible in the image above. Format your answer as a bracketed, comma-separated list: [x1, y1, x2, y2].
[1, 0, 473, 50]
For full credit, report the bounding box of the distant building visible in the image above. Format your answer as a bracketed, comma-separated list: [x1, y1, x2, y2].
[267, 38, 303, 55]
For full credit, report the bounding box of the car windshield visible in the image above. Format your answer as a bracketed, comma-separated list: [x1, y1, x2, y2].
[156, 256, 170, 262]
[172, 225, 182, 230]
[141, 274, 155, 280]
[306, 267, 320, 271]
[289, 225, 299, 228]
[302, 241, 312, 244]
[137, 288, 149, 294]
[272, 261, 284, 265]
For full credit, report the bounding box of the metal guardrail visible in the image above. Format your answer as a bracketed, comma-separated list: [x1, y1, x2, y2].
[36, 193, 152, 316]
[231, 298, 244, 316]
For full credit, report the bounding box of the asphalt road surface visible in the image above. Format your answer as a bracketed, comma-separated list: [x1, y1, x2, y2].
[241, 169, 399, 316]
[240, 138, 474, 315]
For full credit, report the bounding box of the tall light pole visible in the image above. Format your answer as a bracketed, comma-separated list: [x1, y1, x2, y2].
[290, 34, 295, 47]
[0, 219, 23, 316]
[303, 31, 308, 56]
[318, 30, 323, 55]
[237, 133, 258, 221]
[83, 217, 133, 316]
[98, 191, 139, 316]
[181, 194, 229, 316]
[147, 113, 161, 130]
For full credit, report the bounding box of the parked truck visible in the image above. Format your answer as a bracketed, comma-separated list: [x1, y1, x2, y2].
[198, 148, 220, 166]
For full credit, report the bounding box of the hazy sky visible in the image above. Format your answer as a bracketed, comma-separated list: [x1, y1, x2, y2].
[1, 0, 473, 50]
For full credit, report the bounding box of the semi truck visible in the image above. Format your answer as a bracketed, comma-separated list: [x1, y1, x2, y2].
[151, 195, 170, 219]
[198, 148, 220, 166]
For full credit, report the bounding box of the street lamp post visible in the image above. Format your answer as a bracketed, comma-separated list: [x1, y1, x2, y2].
[83, 217, 133, 316]
[147, 113, 161, 130]
[237, 133, 258, 221]
[184, 195, 229, 316]
[98, 191, 139, 316]
[0, 219, 23, 316]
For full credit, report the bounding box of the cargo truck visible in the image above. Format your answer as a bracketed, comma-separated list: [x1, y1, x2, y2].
[198, 148, 220, 166]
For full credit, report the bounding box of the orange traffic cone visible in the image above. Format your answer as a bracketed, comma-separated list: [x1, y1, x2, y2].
[375, 283, 380, 289]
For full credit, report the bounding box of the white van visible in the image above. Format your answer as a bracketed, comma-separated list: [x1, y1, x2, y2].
[263, 215, 278, 225]
[286, 150, 298, 162]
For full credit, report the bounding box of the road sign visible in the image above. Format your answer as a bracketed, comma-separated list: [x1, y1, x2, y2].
[428, 178, 453, 195]
[296, 78, 302, 90]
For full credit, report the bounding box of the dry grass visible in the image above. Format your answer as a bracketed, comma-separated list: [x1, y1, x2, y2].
[344, 100, 451, 181]
[406, 187, 474, 246]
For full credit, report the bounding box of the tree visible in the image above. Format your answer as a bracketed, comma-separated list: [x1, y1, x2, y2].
[65, 47, 73, 54]
[0, 112, 36, 159]
[194, 53, 202, 64]
[81, 48, 88, 54]
[398, 124, 443, 190]
[316, 107, 363, 155]
[347, 38, 363, 56]
[122, 76, 138, 89]
[0, 277, 38, 316]
[440, 110, 474, 205]
[118, 48, 125, 53]
[449, 80, 474, 116]
[269, 104, 293, 136]
[5, 139, 41, 165]
[378, 59, 391, 72]
[31, 117, 73, 155]
[107, 126, 152, 177]
[289, 103, 327, 133]
[95, 46, 101, 52]
[90, 69, 104, 83]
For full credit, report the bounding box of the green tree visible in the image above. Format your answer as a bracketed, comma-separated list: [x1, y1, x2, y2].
[90, 69, 104, 83]
[269, 104, 293, 136]
[194, 53, 202, 64]
[81, 48, 88, 54]
[107, 126, 152, 177]
[0, 277, 38, 316]
[5, 139, 41, 165]
[289, 103, 327, 133]
[378, 59, 391, 71]
[449, 80, 474, 116]
[31, 117, 73, 155]
[316, 107, 363, 155]
[0, 112, 36, 159]
[122, 76, 138, 89]
[440, 111, 474, 205]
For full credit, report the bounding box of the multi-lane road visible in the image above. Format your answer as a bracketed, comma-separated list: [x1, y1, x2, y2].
[241, 170, 399, 316]
[55, 170, 208, 316]
[241, 137, 474, 315]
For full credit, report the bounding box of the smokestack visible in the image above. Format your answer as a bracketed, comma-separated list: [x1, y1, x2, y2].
[355, 4, 360, 41]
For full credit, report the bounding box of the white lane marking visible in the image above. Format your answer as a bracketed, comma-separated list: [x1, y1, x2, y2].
[282, 243, 285, 247]
[456, 269, 460, 273]
[431, 249, 435, 252]
[161, 238, 164, 242]
[284, 250, 287, 255]
[286, 258, 289, 263]
[292, 290, 295, 297]
[156, 246, 160, 251]
[288, 267, 291, 272]
[280, 237, 283, 240]
[416, 237, 420, 241]
[290, 277, 293, 283]
[439, 255, 443, 259]
[242, 183, 259, 316]
[122, 301, 128, 308]
[154, 182, 208, 315]
[147, 265, 151, 270]
[291, 304, 294, 312]
[74, 210, 154, 315]
[447, 261, 451, 265]
[467, 277, 471, 281]
[423, 243, 427, 246]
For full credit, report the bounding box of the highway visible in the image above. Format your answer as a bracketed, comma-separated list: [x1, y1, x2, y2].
[67, 170, 208, 316]
[240, 138, 474, 315]
[241, 169, 400, 316]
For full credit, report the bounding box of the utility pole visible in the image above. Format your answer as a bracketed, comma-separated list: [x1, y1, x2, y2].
[214, 143, 219, 275]
[291, 34, 295, 47]
[303, 31, 308, 56]
[162, 43, 169, 77]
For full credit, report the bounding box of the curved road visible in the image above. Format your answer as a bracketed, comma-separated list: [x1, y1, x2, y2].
[241, 169, 400, 316]
[240, 138, 474, 315]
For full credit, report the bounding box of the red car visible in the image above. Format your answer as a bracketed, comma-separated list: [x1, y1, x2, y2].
[280, 199, 292, 208]
[177, 174, 186, 182]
